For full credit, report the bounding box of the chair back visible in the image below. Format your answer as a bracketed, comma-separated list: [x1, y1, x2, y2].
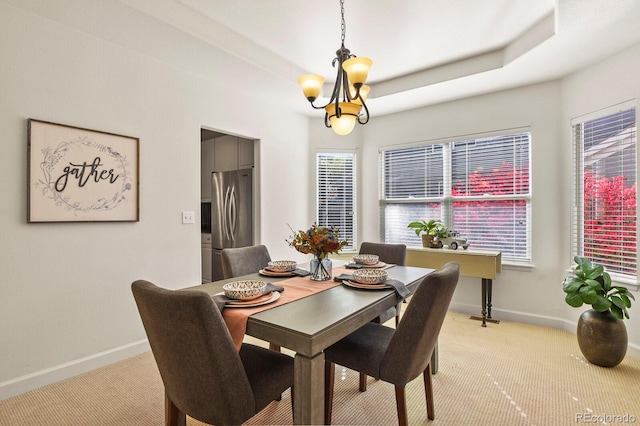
[131, 280, 255, 425]
[221, 245, 271, 278]
[359, 242, 407, 266]
[380, 262, 459, 386]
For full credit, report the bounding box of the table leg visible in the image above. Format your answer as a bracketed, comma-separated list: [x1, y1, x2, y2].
[293, 352, 325, 425]
[487, 278, 493, 319]
[481, 278, 488, 326]
[470, 278, 500, 326]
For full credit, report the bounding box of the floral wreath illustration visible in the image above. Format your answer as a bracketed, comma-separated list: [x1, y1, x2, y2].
[36, 137, 133, 213]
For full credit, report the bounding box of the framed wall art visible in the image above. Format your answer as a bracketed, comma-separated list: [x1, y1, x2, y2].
[28, 119, 139, 222]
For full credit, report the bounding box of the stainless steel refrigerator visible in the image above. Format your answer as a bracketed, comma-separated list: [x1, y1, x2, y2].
[211, 168, 254, 281]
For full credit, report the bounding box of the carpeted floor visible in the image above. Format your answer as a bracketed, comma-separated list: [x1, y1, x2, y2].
[1, 311, 639, 425]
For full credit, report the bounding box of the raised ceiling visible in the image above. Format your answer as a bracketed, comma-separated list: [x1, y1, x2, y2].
[8, 0, 640, 118]
[126, 0, 640, 117]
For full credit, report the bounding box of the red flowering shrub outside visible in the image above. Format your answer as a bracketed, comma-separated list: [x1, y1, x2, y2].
[583, 170, 637, 274]
[443, 163, 636, 273]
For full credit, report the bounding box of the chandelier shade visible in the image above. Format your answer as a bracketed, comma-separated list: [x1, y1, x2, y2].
[342, 57, 372, 86]
[298, 74, 325, 102]
[297, 0, 372, 136]
[325, 102, 362, 135]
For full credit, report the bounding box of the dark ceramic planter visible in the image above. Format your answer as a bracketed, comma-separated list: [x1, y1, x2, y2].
[577, 309, 627, 367]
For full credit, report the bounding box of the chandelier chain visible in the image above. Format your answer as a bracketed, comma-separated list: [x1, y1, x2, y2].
[340, 0, 346, 45]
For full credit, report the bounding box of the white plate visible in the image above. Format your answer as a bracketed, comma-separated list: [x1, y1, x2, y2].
[342, 280, 391, 290]
[348, 261, 388, 269]
[259, 269, 296, 277]
[215, 291, 281, 307]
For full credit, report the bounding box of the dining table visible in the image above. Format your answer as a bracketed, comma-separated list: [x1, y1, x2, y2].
[187, 261, 435, 425]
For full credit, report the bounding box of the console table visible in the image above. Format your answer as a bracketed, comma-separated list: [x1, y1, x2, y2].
[406, 247, 502, 327]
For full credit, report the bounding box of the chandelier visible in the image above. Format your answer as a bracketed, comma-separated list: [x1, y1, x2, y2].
[297, 0, 372, 136]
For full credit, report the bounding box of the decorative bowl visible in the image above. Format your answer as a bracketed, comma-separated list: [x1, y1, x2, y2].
[267, 260, 297, 272]
[353, 254, 380, 265]
[223, 280, 268, 300]
[352, 269, 388, 285]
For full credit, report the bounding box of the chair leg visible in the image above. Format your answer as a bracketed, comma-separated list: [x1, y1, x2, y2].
[324, 361, 335, 425]
[423, 364, 435, 420]
[394, 386, 409, 426]
[165, 391, 186, 426]
[269, 343, 281, 352]
[359, 372, 367, 392]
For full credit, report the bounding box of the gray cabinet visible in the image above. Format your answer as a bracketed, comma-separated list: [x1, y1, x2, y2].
[213, 135, 254, 172]
[238, 137, 254, 169]
[201, 138, 215, 199]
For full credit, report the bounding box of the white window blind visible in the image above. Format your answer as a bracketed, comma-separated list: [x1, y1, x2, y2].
[572, 106, 636, 279]
[380, 131, 531, 261]
[317, 152, 356, 250]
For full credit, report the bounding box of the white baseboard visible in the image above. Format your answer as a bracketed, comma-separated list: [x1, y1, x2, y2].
[0, 340, 150, 401]
[449, 302, 640, 360]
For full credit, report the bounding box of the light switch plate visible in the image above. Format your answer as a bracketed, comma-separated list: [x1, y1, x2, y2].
[182, 211, 195, 224]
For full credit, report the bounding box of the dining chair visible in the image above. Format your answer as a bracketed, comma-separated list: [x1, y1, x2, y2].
[221, 244, 272, 279]
[357, 242, 407, 391]
[323, 262, 460, 426]
[359, 242, 407, 326]
[131, 280, 294, 426]
[221, 245, 281, 354]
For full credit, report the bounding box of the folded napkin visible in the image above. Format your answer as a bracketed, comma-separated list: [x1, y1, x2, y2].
[334, 274, 410, 299]
[291, 268, 311, 277]
[213, 283, 284, 311]
[346, 263, 394, 270]
[345, 263, 367, 269]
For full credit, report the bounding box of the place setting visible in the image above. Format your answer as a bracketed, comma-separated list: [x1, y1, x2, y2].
[259, 260, 311, 277]
[212, 280, 284, 310]
[335, 267, 411, 298]
[345, 254, 390, 269]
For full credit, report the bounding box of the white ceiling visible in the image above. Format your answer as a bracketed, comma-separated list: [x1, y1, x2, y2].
[10, 0, 640, 118]
[129, 0, 640, 117]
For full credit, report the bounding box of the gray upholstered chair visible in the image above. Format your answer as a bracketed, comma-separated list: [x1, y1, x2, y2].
[221, 245, 272, 279]
[359, 242, 407, 326]
[357, 242, 407, 391]
[131, 280, 294, 426]
[323, 262, 460, 426]
[359, 242, 407, 267]
[221, 245, 281, 352]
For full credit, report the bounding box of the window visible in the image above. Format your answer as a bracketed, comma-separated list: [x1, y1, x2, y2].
[380, 131, 531, 261]
[317, 151, 356, 251]
[572, 105, 637, 279]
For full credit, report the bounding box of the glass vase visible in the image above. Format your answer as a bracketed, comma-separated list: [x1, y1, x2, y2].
[310, 256, 332, 281]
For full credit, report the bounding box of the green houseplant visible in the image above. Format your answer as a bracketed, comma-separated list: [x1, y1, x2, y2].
[562, 256, 635, 367]
[407, 219, 446, 248]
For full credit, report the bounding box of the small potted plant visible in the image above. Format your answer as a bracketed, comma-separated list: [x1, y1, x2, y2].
[562, 256, 635, 367]
[407, 219, 445, 248]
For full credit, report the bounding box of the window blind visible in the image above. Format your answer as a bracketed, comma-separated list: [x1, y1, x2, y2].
[380, 132, 531, 260]
[572, 107, 637, 278]
[317, 152, 356, 250]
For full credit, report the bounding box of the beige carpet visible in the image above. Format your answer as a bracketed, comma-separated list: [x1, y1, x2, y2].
[1, 311, 639, 425]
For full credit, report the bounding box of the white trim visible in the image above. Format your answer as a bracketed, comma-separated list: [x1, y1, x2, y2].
[0, 340, 150, 401]
[449, 303, 640, 360]
[570, 99, 636, 126]
[378, 125, 532, 152]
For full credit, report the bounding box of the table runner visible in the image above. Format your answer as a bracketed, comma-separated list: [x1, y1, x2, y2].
[223, 265, 351, 349]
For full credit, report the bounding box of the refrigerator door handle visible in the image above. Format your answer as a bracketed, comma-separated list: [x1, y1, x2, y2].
[228, 185, 237, 241]
[224, 186, 232, 241]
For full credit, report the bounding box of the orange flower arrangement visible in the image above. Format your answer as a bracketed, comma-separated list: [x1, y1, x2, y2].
[287, 223, 348, 259]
